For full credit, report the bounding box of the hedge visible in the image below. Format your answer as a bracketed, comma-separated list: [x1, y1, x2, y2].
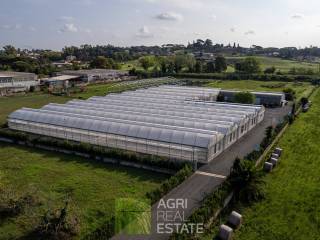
[173, 72, 319, 82]
[0, 128, 188, 171]
[146, 164, 193, 205]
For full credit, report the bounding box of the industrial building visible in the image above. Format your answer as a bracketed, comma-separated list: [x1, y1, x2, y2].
[0, 71, 38, 95]
[60, 69, 130, 83]
[219, 90, 286, 107]
[41, 75, 84, 88]
[8, 85, 265, 164]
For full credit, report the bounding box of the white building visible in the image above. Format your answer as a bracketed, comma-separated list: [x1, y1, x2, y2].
[0, 71, 38, 95]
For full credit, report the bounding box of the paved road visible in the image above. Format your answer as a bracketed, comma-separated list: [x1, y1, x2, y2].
[113, 105, 291, 240]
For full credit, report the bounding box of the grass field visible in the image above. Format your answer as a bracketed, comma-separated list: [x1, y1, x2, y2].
[205, 80, 314, 100]
[0, 142, 166, 239]
[0, 83, 121, 125]
[232, 88, 320, 240]
[227, 56, 320, 73]
[0, 78, 177, 125]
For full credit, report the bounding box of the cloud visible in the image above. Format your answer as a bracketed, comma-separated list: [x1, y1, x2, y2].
[59, 23, 78, 33]
[244, 30, 255, 35]
[155, 12, 183, 21]
[145, 0, 205, 9]
[291, 13, 304, 19]
[57, 16, 75, 22]
[0, 24, 22, 30]
[135, 26, 154, 38]
[210, 14, 217, 20]
[28, 26, 37, 32]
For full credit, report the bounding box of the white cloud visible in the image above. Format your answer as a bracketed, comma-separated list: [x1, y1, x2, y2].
[155, 12, 183, 21]
[57, 16, 75, 22]
[291, 13, 304, 19]
[28, 26, 37, 32]
[135, 26, 154, 38]
[244, 30, 255, 35]
[144, 0, 206, 9]
[59, 23, 78, 33]
[0, 24, 22, 30]
[210, 13, 217, 20]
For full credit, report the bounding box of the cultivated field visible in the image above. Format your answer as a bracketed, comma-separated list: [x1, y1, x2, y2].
[0, 142, 166, 239]
[227, 56, 320, 73]
[205, 80, 314, 100]
[233, 88, 320, 240]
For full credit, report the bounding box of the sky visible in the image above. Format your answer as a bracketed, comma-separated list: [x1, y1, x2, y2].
[1, 0, 320, 50]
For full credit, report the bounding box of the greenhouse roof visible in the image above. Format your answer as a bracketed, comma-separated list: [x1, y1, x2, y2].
[8, 85, 265, 149]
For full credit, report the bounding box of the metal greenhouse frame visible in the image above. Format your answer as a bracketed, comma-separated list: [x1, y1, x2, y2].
[8, 85, 265, 163]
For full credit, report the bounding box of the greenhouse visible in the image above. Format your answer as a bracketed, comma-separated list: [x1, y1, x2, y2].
[8, 85, 265, 164]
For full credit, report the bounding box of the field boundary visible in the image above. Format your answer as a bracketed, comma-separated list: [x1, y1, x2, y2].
[0, 137, 176, 175]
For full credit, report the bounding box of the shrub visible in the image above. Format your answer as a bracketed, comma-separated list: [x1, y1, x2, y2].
[146, 164, 193, 204]
[234, 91, 255, 104]
[25, 201, 80, 240]
[283, 87, 296, 101]
[229, 158, 265, 203]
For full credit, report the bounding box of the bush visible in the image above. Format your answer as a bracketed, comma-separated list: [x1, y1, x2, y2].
[0, 129, 187, 171]
[283, 87, 296, 101]
[146, 164, 193, 204]
[0, 187, 40, 223]
[234, 91, 255, 104]
[229, 158, 265, 203]
[25, 202, 80, 240]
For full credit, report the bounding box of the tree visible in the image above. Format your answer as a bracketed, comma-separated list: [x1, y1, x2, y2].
[229, 158, 265, 203]
[283, 88, 295, 101]
[264, 66, 276, 74]
[235, 57, 261, 73]
[206, 61, 215, 73]
[215, 56, 227, 72]
[139, 56, 155, 71]
[13, 61, 34, 72]
[90, 56, 118, 69]
[195, 61, 203, 73]
[300, 97, 309, 107]
[3, 45, 17, 56]
[157, 56, 169, 73]
[234, 91, 255, 104]
[90, 56, 108, 68]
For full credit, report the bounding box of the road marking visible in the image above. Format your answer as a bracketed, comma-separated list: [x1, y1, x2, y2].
[196, 171, 227, 179]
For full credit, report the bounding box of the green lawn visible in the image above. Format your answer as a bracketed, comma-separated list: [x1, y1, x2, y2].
[0, 83, 120, 125]
[205, 80, 314, 100]
[0, 142, 166, 239]
[0, 77, 178, 125]
[233, 88, 320, 240]
[227, 56, 320, 73]
[0, 93, 72, 125]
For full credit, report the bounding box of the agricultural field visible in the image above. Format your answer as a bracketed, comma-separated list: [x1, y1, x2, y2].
[0, 142, 166, 239]
[205, 80, 314, 100]
[226, 56, 320, 73]
[232, 87, 320, 240]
